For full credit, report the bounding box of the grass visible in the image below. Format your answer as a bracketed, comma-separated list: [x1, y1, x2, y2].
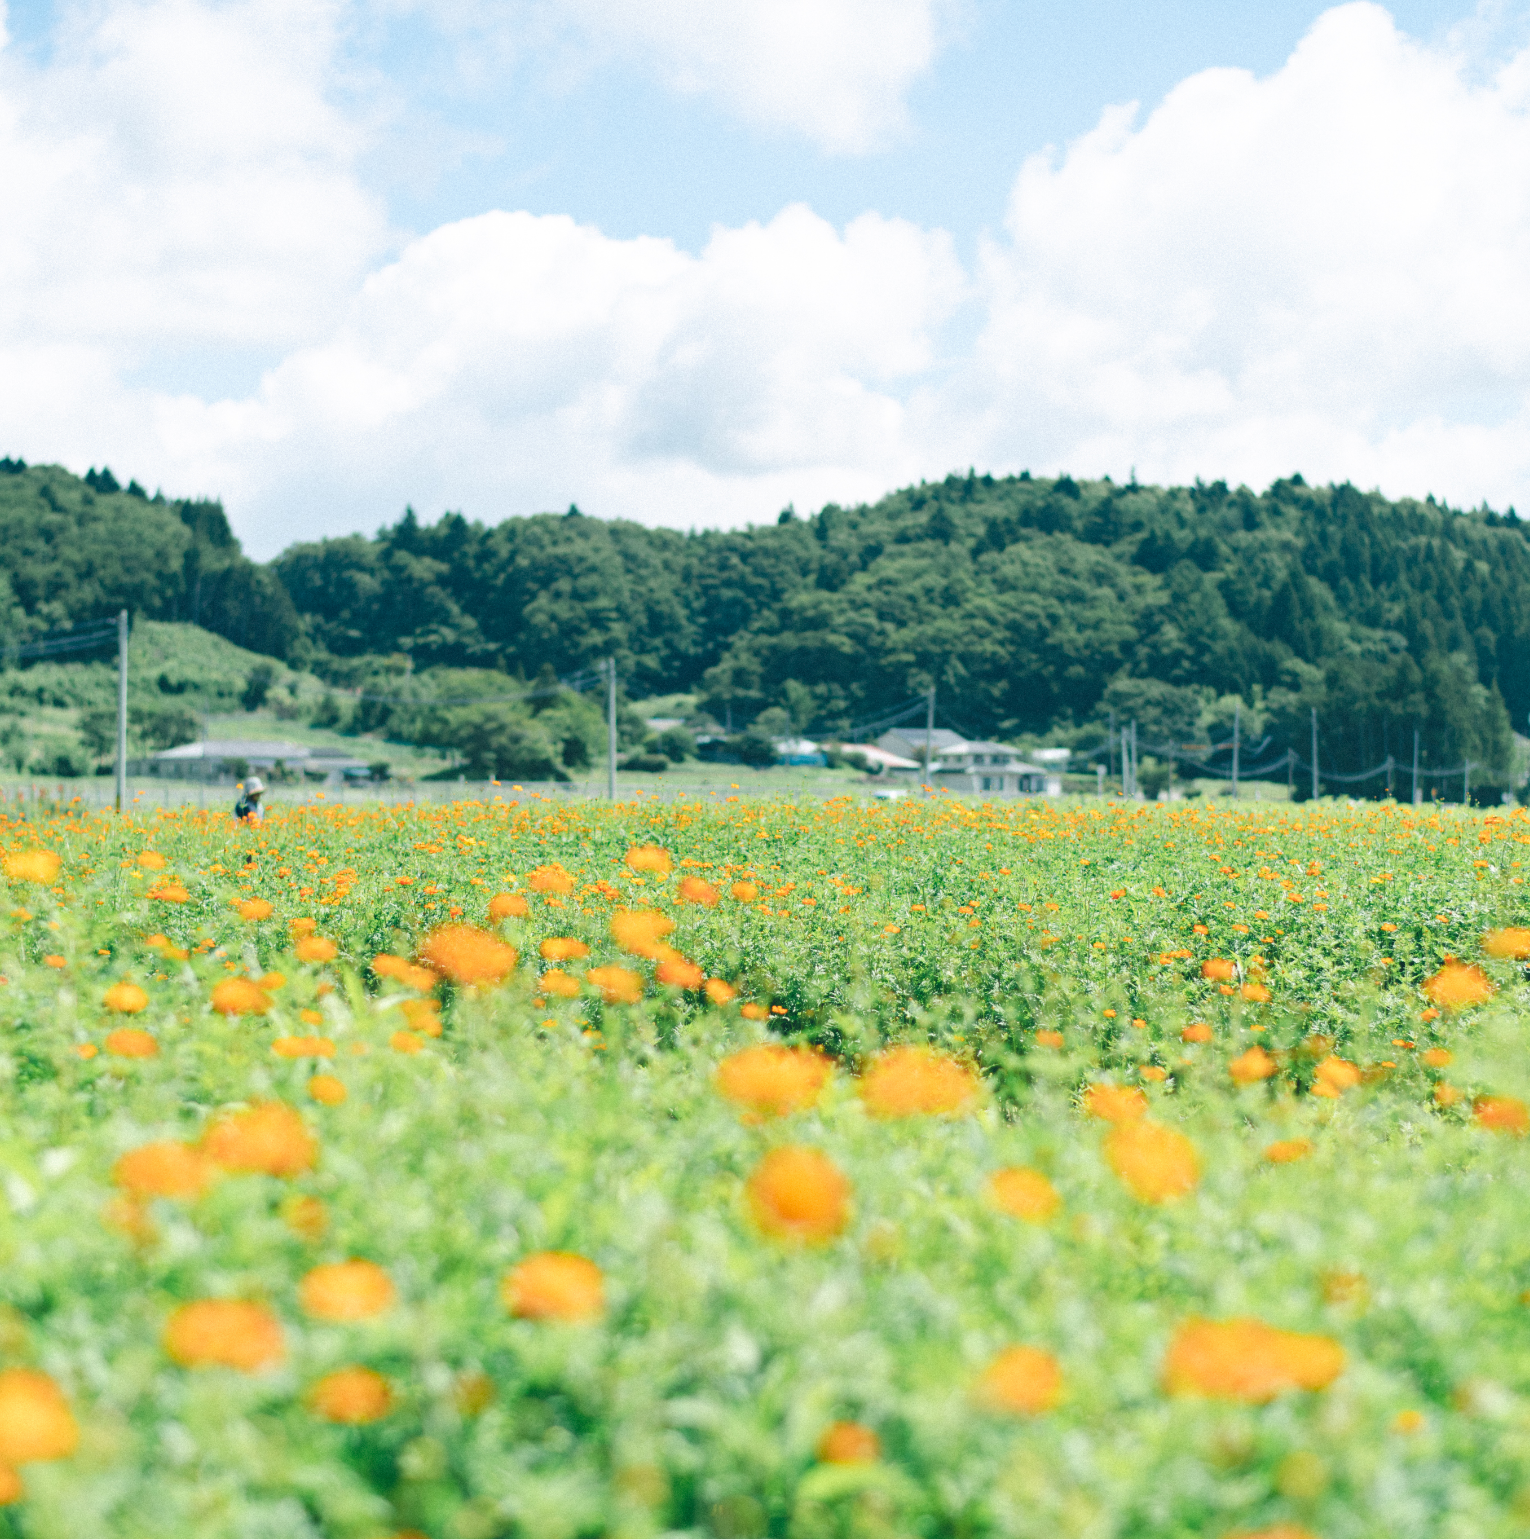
[0, 792, 1527, 1535]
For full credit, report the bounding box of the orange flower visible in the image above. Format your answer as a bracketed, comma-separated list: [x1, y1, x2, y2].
[1484, 927, 1530, 960]
[1435, 1082, 1464, 1107]
[540, 937, 589, 962]
[0, 1369, 78, 1464]
[1181, 1022, 1213, 1043]
[1423, 962, 1495, 1011]
[209, 978, 271, 1017]
[1422, 1047, 1452, 1068]
[816, 1421, 880, 1464]
[626, 844, 673, 877]
[43, 954, 65, 969]
[300, 1260, 396, 1320]
[295, 936, 338, 963]
[859, 1047, 976, 1117]
[236, 899, 274, 921]
[308, 1074, 347, 1106]
[1241, 981, 1271, 1003]
[988, 1167, 1061, 1222]
[147, 881, 190, 904]
[488, 891, 530, 921]
[419, 925, 516, 985]
[678, 876, 722, 906]
[1310, 1056, 1361, 1098]
[290, 918, 317, 938]
[391, 1030, 424, 1054]
[716, 1044, 831, 1117]
[308, 1367, 393, 1424]
[164, 1300, 285, 1371]
[1201, 957, 1236, 983]
[502, 1252, 605, 1321]
[539, 969, 582, 999]
[610, 909, 676, 958]
[704, 978, 737, 1006]
[258, 972, 287, 992]
[1229, 1046, 1277, 1085]
[201, 1102, 316, 1177]
[731, 881, 759, 902]
[740, 1002, 770, 1021]
[746, 1147, 850, 1243]
[1083, 1084, 1148, 1123]
[272, 1035, 335, 1059]
[283, 1194, 329, 1238]
[399, 998, 442, 1035]
[102, 981, 149, 1014]
[1034, 1030, 1064, 1049]
[1162, 1317, 1344, 1402]
[1106, 1120, 1200, 1203]
[137, 851, 166, 871]
[1264, 1139, 1314, 1165]
[114, 1141, 214, 1198]
[528, 864, 575, 895]
[656, 955, 705, 989]
[372, 954, 439, 991]
[587, 965, 643, 1005]
[1474, 1095, 1529, 1135]
[105, 1028, 157, 1059]
[975, 1346, 1062, 1415]
[2, 850, 60, 884]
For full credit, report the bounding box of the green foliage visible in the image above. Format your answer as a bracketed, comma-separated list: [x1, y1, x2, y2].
[1, 794, 1529, 1535]
[0, 464, 299, 659]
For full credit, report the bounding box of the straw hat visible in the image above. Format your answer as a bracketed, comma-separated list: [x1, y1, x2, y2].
[244, 776, 265, 795]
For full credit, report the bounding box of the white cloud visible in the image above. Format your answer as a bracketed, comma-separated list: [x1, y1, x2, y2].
[157, 203, 965, 554]
[967, 2, 1530, 507]
[558, 0, 953, 154]
[0, 0, 388, 483]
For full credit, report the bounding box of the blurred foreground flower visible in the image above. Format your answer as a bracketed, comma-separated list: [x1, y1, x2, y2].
[1484, 927, 1530, 960]
[201, 1102, 316, 1177]
[419, 925, 516, 985]
[102, 982, 149, 1014]
[746, 1147, 849, 1243]
[976, 1346, 1062, 1415]
[210, 978, 271, 1017]
[988, 1167, 1061, 1222]
[716, 1044, 831, 1118]
[2, 850, 60, 884]
[1162, 1317, 1344, 1401]
[859, 1047, 976, 1117]
[165, 1300, 285, 1371]
[626, 844, 672, 877]
[308, 1367, 392, 1424]
[503, 1252, 605, 1322]
[1423, 961, 1495, 1010]
[1106, 1120, 1200, 1203]
[300, 1260, 395, 1320]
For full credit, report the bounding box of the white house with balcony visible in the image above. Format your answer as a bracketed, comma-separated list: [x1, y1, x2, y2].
[875, 728, 1048, 795]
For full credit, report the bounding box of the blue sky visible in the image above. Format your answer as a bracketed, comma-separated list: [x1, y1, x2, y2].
[3, 0, 1530, 555]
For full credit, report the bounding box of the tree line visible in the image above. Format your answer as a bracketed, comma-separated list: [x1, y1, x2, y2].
[3, 454, 1527, 793]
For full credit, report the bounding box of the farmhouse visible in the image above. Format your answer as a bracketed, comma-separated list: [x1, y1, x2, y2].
[132, 740, 373, 784]
[875, 729, 1048, 795]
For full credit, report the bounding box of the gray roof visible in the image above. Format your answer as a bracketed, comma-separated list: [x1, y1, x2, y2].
[153, 740, 312, 761]
[878, 727, 967, 751]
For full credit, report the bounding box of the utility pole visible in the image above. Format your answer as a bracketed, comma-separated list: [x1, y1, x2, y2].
[924, 683, 935, 787]
[1231, 700, 1240, 797]
[606, 657, 617, 801]
[1127, 719, 1138, 797]
[115, 609, 128, 815]
[1108, 709, 1116, 791]
[1310, 708, 1319, 802]
[1096, 763, 1105, 798]
[1463, 760, 1473, 807]
[1384, 754, 1395, 801]
[1412, 729, 1420, 806]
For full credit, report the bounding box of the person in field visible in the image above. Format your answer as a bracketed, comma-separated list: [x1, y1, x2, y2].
[234, 775, 266, 823]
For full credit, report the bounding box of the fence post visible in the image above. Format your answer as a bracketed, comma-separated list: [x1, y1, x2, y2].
[1310, 708, 1319, 801]
[1412, 729, 1420, 807]
[1231, 701, 1240, 797]
[1464, 760, 1473, 806]
[114, 609, 128, 814]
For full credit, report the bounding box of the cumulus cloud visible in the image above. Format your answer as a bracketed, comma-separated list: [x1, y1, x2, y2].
[8, 0, 1530, 560]
[157, 204, 964, 553]
[557, 0, 953, 154]
[968, 2, 1530, 506]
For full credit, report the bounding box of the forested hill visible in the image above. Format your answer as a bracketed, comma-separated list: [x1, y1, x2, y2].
[5, 454, 1530, 784]
[272, 473, 1530, 782]
[0, 457, 297, 658]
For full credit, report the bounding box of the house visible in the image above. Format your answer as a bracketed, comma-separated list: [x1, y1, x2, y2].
[773, 737, 827, 767]
[135, 740, 370, 784]
[875, 728, 1048, 795]
[834, 743, 921, 775]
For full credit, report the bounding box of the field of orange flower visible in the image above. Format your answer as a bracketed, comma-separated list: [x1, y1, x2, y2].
[1, 790, 1529, 1537]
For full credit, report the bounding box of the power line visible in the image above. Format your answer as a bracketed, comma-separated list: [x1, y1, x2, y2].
[1, 618, 121, 664]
